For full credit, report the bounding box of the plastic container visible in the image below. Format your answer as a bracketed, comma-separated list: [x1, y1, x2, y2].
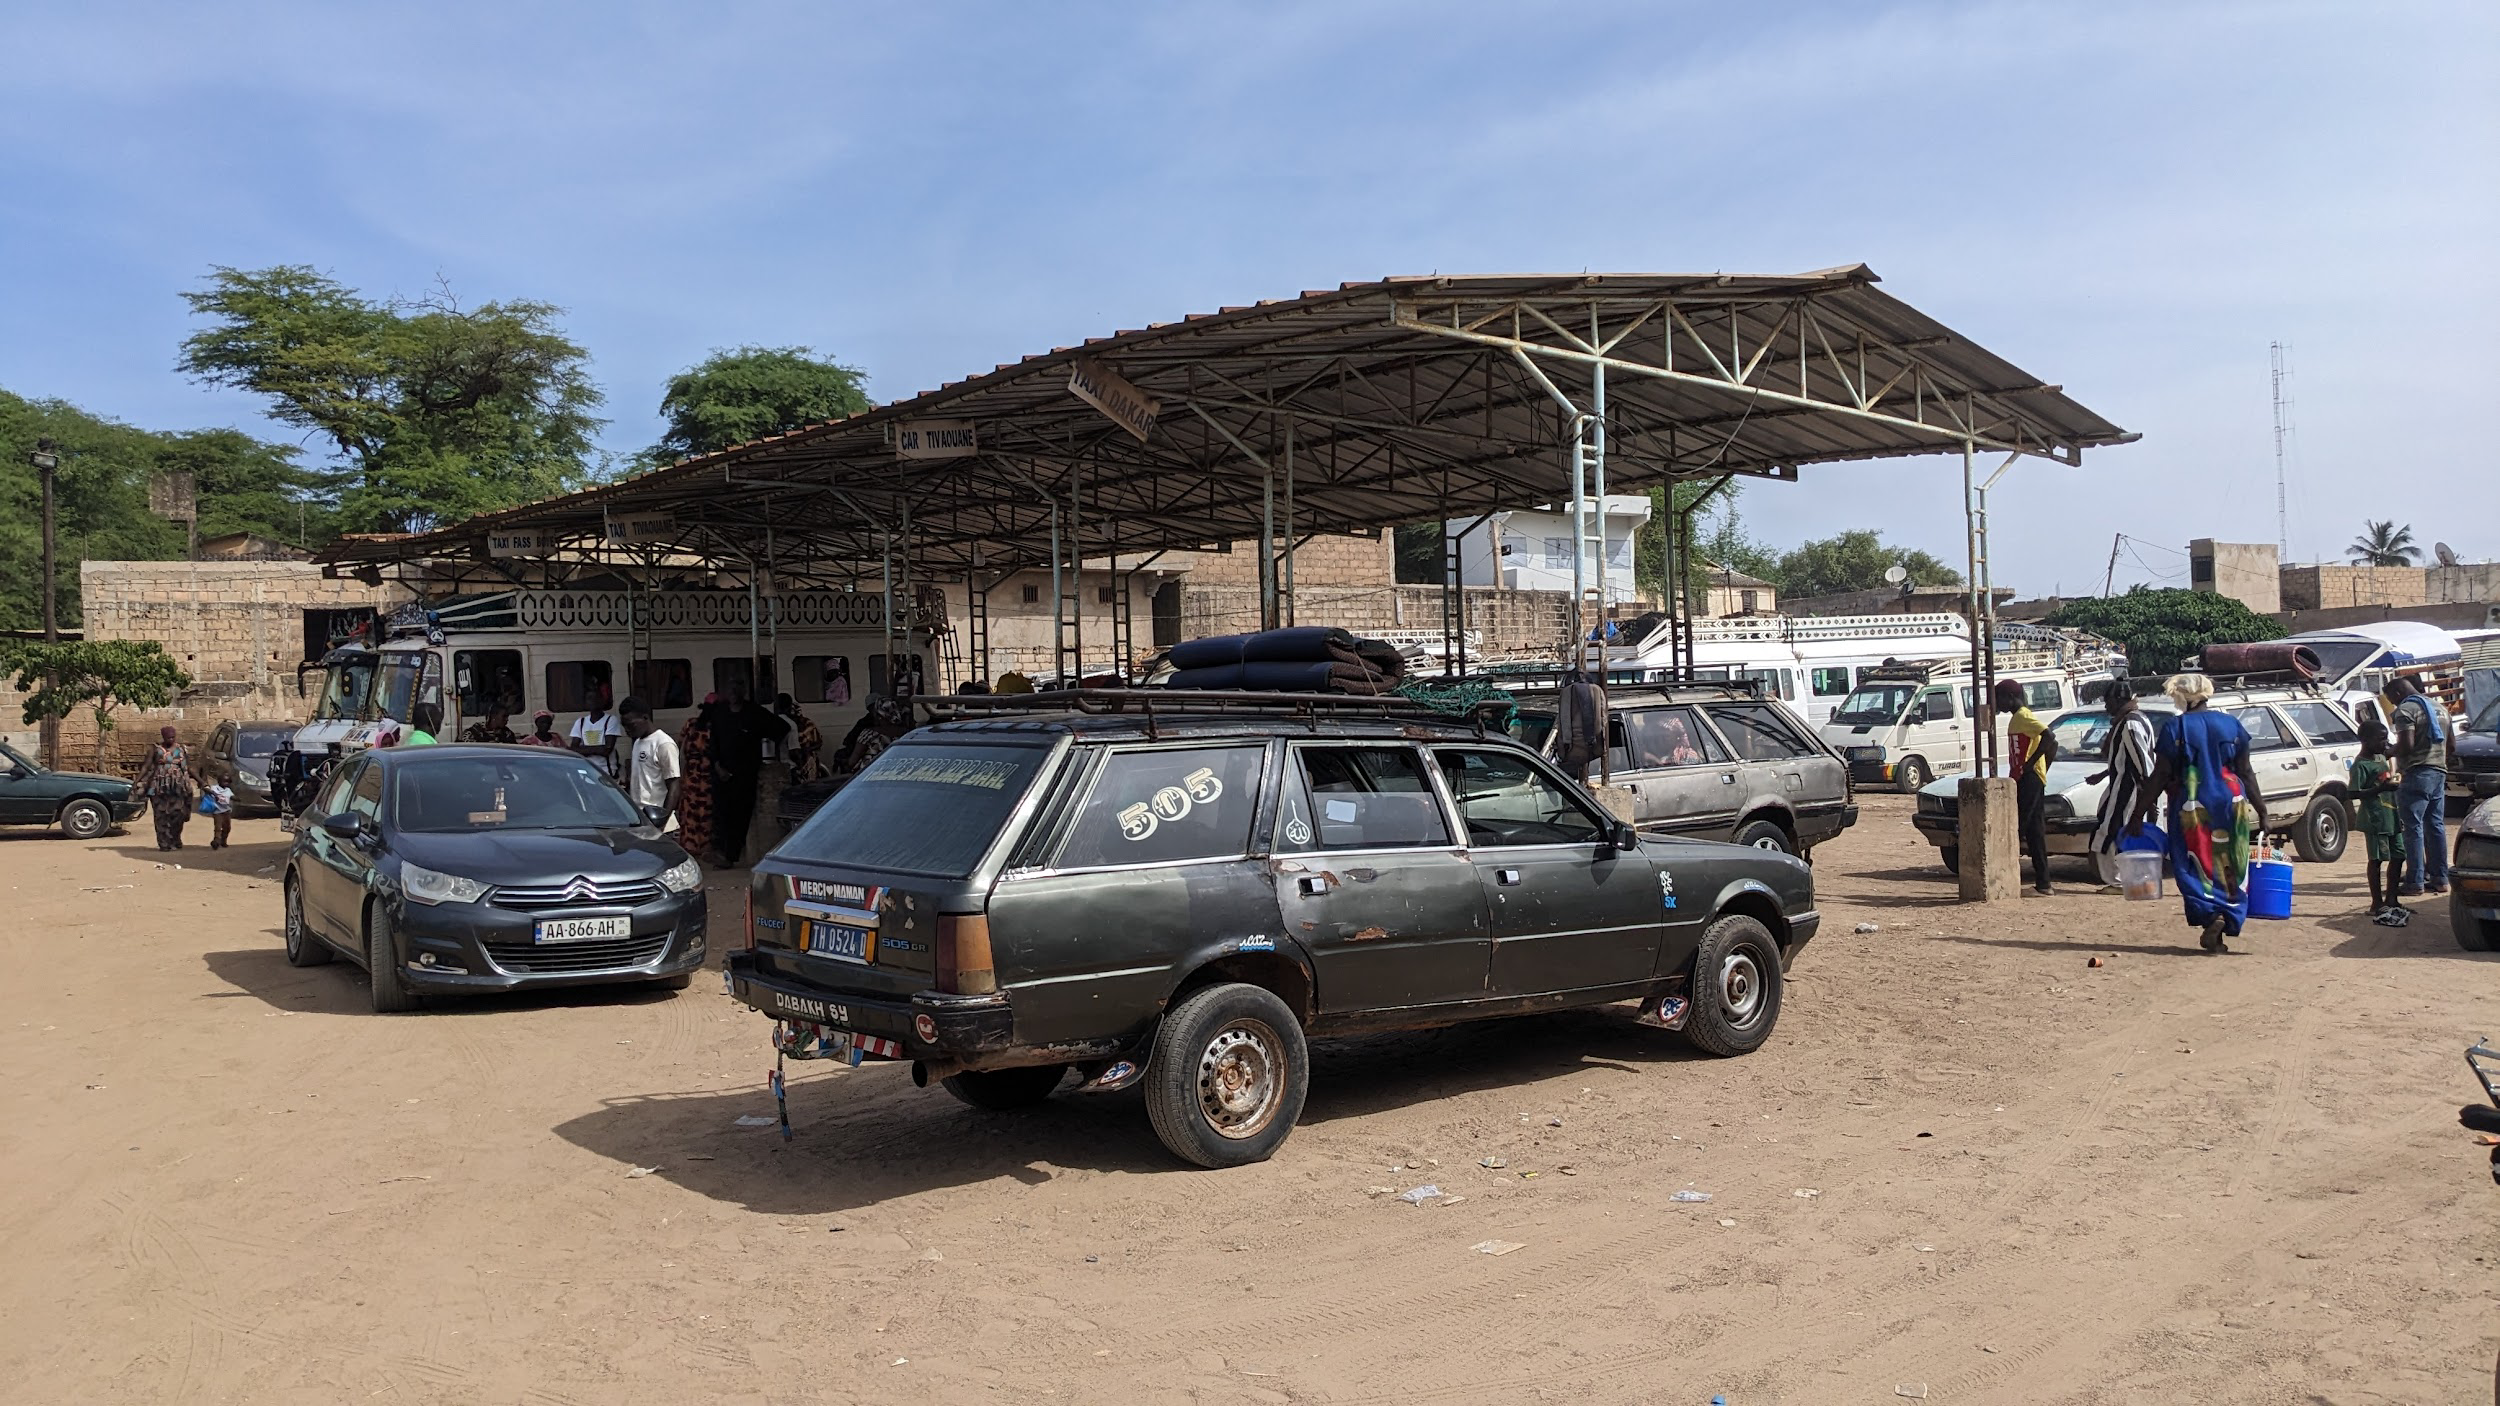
[2117, 850, 2166, 902]
[2247, 856, 2293, 920]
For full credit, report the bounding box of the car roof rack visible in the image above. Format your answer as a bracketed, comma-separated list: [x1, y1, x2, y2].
[922, 687, 1511, 740]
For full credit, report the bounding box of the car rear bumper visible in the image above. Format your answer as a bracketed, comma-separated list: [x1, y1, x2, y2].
[390, 893, 709, 993]
[1780, 908, 1821, 969]
[1794, 803, 1858, 846]
[726, 951, 1016, 1060]
[1848, 760, 1895, 786]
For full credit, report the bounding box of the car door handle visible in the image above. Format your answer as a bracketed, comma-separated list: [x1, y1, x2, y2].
[1721, 774, 1737, 784]
[1495, 869, 1522, 886]
[1298, 875, 1330, 896]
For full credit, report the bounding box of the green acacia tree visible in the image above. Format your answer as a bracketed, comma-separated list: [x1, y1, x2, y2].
[2039, 586, 2285, 675]
[1771, 529, 1964, 599]
[177, 266, 603, 533]
[651, 346, 871, 463]
[2, 641, 193, 772]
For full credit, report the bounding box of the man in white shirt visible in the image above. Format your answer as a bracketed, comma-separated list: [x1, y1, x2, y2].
[570, 682, 623, 778]
[619, 697, 681, 833]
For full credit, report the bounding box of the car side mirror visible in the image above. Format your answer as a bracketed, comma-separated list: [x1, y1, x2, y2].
[1612, 822, 1640, 851]
[640, 805, 667, 828]
[320, 812, 371, 843]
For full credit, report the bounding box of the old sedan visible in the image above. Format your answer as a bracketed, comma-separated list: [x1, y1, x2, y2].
[283, 745, 707, 1011]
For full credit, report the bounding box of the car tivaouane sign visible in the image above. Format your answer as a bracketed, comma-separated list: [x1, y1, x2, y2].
[895, 419, 979, 460]
[1067, 360, 1159, 443]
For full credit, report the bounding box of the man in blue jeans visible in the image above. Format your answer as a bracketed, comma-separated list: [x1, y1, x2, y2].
[2387, 676, 2449, 897]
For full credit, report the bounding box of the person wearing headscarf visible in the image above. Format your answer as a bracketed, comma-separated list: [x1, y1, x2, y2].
[517, 709, 566, 746]
[136, 726, 196, 851]
[675, 695, 720, 862]
[2085, 683, 2158, 891]
[839, 695, 915, 774]
[2133, 672, 2269, 953]
[776, 692, 824, 782]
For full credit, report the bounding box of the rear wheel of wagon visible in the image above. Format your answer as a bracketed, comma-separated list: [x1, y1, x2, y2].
[1145, 982, 1308, 1169]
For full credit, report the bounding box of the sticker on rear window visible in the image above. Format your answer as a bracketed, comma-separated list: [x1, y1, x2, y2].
[873, 756, 1023, 791]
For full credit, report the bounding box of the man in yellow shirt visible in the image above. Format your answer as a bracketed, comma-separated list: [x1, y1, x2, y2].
[1996, 678, 2061, 895]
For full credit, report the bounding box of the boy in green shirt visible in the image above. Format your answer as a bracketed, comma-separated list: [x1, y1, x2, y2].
[2349, 720, 2403, 925]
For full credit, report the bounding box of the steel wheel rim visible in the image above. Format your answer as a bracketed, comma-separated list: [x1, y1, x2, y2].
[1719, 946, 1767, 1028]
[1197, 1019, 1284, 1140]
[284, 887, 303, 955]
[2316, 806, 2340, 852]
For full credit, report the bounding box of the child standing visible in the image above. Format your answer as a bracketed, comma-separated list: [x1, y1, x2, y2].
[2349, 721, 2403, 925]
[205, 777, 235, 851]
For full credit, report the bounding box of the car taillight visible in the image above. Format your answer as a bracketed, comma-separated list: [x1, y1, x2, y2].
[934, 914, 995, 995]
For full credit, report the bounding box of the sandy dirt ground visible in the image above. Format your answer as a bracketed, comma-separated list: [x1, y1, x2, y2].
[1, 797, 2493, 1405]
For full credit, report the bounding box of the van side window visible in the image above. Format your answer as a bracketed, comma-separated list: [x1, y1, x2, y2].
[545, 660, 614, 712]
[2279, 701, 2359, 746]
[793, 655, 853, 705]
[454, 649, 526, 719]
[1708, 702, 1815, 761]
[1433, 748, 1605, 847]
[2026, 680, 2064, 711]
[629, 659, 694, 710]
[1057, 746, 1265, 869]
[1920, 688, 1956, 721]
[1277, 746, 1449, 852]
[1811, 667, 1852, 697]
[1624, 706, 1725, 768]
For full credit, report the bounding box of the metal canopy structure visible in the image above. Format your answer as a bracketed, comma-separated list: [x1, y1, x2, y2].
[320, 265, 2132, 706]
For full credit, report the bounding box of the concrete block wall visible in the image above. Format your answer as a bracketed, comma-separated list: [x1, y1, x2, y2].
[1182, 534, 1396, 589]
[2278, 564, 2429, 611]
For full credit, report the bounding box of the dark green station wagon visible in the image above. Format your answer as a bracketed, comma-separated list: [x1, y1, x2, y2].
[726, 692, 1821, 1167]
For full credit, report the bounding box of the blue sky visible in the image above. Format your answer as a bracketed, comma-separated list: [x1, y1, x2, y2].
[3, 1, 2494, 594]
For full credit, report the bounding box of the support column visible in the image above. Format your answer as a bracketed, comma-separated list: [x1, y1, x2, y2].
[1957, 776, 2020, 903]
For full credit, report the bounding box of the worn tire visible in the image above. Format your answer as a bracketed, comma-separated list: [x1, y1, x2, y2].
[1144, 982, 1308, 1168]
[2455, 896, 2499, 954]
[1733, 818, 1795, 856]
[365, 906, 420, 1013]
[283, 877, 332, 967]
[1938, 845, 1961, 876]
[58, 798, 111, 841]
[2293, 793, 2349, 864]
[1682, 913, 1784, 1058]
[941, 1065, 1067, 1111]
[1894, 757, 1931, 793]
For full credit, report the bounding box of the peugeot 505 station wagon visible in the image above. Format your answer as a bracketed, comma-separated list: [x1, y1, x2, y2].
[725, 691, 1821, 1168]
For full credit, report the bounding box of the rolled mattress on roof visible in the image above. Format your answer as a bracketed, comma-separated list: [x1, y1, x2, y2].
[2200, 641, 2323, 680]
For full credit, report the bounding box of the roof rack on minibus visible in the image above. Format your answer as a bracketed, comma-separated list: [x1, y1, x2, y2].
[921, 687, 1511, 741]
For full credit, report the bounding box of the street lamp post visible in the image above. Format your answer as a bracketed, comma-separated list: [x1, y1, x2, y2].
[29, 438, 60, 766]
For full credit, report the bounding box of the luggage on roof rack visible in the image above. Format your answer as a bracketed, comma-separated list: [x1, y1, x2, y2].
[923, 687, 1509, 733]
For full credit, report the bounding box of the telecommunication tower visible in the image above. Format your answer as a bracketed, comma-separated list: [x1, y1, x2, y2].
[2270, 342, 2291, 556]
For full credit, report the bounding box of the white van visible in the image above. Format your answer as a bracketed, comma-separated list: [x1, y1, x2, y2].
[1817, 656, 2112, 792]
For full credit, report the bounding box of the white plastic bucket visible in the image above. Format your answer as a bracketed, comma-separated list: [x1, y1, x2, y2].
[2117, 850, 2165, 902]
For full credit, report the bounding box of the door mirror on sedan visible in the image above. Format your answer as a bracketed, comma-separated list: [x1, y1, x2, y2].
[320, 812, 372, 843]
[639, 805, 667, 829]
[1612, 822, 1641, 851]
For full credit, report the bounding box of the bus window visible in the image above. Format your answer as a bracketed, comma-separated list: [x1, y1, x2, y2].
[870, 654, 927, 698]
[794, 655, 853, 706]
[712, 657, 756, 701]
[454, 650, 526, 720]
[629, 658, 694, 710]
[546, 659, 615, 713]
[1811, 667, 1851, 697]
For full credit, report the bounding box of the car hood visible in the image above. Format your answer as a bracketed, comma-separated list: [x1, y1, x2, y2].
[1920, 759, 2100, 799]
[388, 826, 685, 882]
[2459, 731, 2500, 759]
[41, 769, 131, 792]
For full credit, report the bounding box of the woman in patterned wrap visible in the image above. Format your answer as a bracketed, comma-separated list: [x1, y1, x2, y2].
[2133, 673, 2269, 953]
[2086, 683, 2159, 890]
[135, 726, 195, 851]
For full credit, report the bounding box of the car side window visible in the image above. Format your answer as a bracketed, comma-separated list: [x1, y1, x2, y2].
[1277, 745, 1449, 852]
[314, 761, 362, 818]
[2279, 701, 2360, 747]
[1433, 748, 1606, 847]
[1624, 706, 1727, 769]
[1054, 746, 1265, 869]
[2229, 706, 2293, 752]
[1706, 702, 1814, 762]
[346, 763, 387, 820]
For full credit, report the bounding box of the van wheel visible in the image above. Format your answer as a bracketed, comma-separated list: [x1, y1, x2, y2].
[365, 907, 421, 1013]
[2293, 794, 2349, 863]
[941, 1065, 1067, 1111]
[1894, 757, 1930, 793]
[1734, 818, 1795, 856]
[284, 878, 332, 966]
[1938, 845, 1961, 875]
[1145, 982, 1308, 1168]
[58, 799, 111, 841]
[1683, 913, 1784, 1058]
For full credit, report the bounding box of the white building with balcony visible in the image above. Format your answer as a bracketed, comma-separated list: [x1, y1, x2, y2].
[1446, 495, 1654, 604]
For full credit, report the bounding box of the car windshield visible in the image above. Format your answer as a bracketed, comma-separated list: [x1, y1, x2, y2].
[389, 753, 643, 832]
[1832, 683, 1919, 726]
[237, 728, 291, 759]
[781, 740, 1056, 878]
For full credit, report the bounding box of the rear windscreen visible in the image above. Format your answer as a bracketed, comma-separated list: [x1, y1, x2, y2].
[780, 741, 1055, 878]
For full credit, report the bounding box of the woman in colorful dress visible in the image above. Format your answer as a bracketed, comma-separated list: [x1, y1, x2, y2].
[674, 698, 720, 862]
[136, 726, 196, 851]
[2133, 672, 2269, 953]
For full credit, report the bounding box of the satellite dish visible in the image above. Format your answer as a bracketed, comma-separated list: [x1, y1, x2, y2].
[2435, 542, 2459, 567]
[1883, 564, 1909, 584]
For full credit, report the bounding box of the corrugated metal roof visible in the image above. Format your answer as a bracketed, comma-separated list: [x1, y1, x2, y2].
[322, 266, 2132, 577]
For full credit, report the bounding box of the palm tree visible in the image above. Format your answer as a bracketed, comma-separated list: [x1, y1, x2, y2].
[2346, 520, 2421, 567]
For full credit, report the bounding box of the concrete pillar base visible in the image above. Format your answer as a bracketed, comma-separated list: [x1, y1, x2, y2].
[1585, 783, 1637, 825]
[1957, 776, 2020, 904]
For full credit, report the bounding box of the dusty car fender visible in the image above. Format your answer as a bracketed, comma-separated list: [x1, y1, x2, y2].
[1697, 874, 1803, 946]
[1160, 930, 1321, 1023]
